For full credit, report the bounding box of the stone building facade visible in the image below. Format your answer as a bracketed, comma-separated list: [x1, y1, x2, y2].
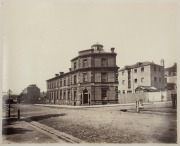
[46, 44, 119, 106]
[118, 60, 165, 94]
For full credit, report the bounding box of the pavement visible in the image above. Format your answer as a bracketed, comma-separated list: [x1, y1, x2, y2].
[34, 101, 172, 109]
[2, 117, 85, 144]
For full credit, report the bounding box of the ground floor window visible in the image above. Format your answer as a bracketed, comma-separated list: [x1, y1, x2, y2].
[102, 89, 107, 99]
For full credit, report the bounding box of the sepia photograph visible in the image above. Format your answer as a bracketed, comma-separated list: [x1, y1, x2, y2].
[1, 0, 179, 144]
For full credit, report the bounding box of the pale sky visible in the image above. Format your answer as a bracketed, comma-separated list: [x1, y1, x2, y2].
[2, 0, 179, 94]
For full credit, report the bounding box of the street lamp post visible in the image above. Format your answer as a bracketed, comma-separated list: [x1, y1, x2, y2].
[8, 89, 12, 117]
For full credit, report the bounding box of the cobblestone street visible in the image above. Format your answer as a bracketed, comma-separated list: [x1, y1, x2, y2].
[2, 102, 177, 143]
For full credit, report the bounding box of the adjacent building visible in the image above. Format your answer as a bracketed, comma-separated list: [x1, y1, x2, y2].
[46, 44, 119, 106]
[118, 60, 165, 94]
[20, 84, 40, 103]
[165, 63, 177, 90]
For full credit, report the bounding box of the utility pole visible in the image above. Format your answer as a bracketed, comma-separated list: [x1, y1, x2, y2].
[8, 89, 12, 117]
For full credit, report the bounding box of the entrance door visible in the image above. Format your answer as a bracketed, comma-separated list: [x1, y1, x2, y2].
[83, 89, 88, 104]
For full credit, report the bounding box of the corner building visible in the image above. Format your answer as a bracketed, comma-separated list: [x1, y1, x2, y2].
[46, 44, 119, 106]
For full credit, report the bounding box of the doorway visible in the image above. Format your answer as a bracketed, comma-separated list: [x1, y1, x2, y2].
[83, 89, 88, 104]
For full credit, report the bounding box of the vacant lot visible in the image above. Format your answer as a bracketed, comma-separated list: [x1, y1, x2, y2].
[3, 102, 177, 143]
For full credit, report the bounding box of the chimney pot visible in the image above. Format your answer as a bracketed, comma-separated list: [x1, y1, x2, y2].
[59, 72, 64, 75]
[111, 47, 115, 53]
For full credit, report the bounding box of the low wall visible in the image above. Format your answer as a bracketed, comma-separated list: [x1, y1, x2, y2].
[118, 90, 174, 104]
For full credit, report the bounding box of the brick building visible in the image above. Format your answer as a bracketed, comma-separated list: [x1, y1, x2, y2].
[46, 44, 119, 106]
[118, 60, 165, 94]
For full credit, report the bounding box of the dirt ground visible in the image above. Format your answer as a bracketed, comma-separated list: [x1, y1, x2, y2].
[3, 102, 177, 143]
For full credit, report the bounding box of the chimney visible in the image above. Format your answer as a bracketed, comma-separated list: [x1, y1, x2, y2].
[111, 48, 115, 53]
[69, 68, 72, 72]
[55, 74, 59, 77]
[160, 59, 164, 66]
[59, 72, 64, 75]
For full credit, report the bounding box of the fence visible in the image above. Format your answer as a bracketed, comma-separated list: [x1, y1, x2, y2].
[118, 90, 174, 104]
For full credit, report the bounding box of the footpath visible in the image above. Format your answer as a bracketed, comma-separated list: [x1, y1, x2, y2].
[34, 101, 171, 109]
[2, 116, 85, 144]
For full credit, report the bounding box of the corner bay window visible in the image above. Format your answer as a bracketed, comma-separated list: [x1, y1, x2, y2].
[83, 59, 88, 68]
[101, 73, 107, 82]
[83, 73, 88, 82]
[101, 58, 107, 67]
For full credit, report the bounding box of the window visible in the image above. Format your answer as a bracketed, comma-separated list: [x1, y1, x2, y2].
[74, 90, 76, 100]
[68, 90, 70, 99]
[141, 77, 144, 83]
[68, 78, 70, 85]
[154, 66, 156, 72]
[134, 69, 137, 73]
[123, 90, 125, 94]
[122, 80, 125, 85]
[122, 71, 124, 75]
[74, 62, 77, 70]
[154, 77, 157, 82]
[64, 78, 66, 86]
[141, 67, 144, 72]
[83, 59, 88, 68]
[134, 78, 137, 83]
[60, 80, 62, 87]
[63, 91, 66, 99]
[102, 89, 107, 99]
[74, 75, 77, 84]
[101, 58, 107, 67]
[159, 78, 161, 82]
[127, 91, 132, 93]
[83, 73, 88, 82]
[60, 90, 62, 99]
[101, 73, 107, 82]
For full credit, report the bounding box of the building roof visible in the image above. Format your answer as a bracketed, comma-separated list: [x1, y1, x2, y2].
[165, 63, 177, 74]
[135, 86, 158, 92]
[119, 61, 162, 71]
[165, 83, 176, 90]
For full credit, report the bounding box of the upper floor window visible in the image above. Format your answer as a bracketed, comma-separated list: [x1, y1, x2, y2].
[60, 80, 62, 87]
[141, 67, 144, 72]
[134, 78, 137, 83]
[101, 73, 107, 82]
[83, 59, 88, 68]
[74, 62, 77, 70]
[154, 77, 157, 82]
[64, 78, 66, 86]
[74, 75, 77, 84]
[83, 73, 88, 82]
[101, 58, 107, 67]
[134, 69, 137, 73]
[154, 66, 156, 72]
